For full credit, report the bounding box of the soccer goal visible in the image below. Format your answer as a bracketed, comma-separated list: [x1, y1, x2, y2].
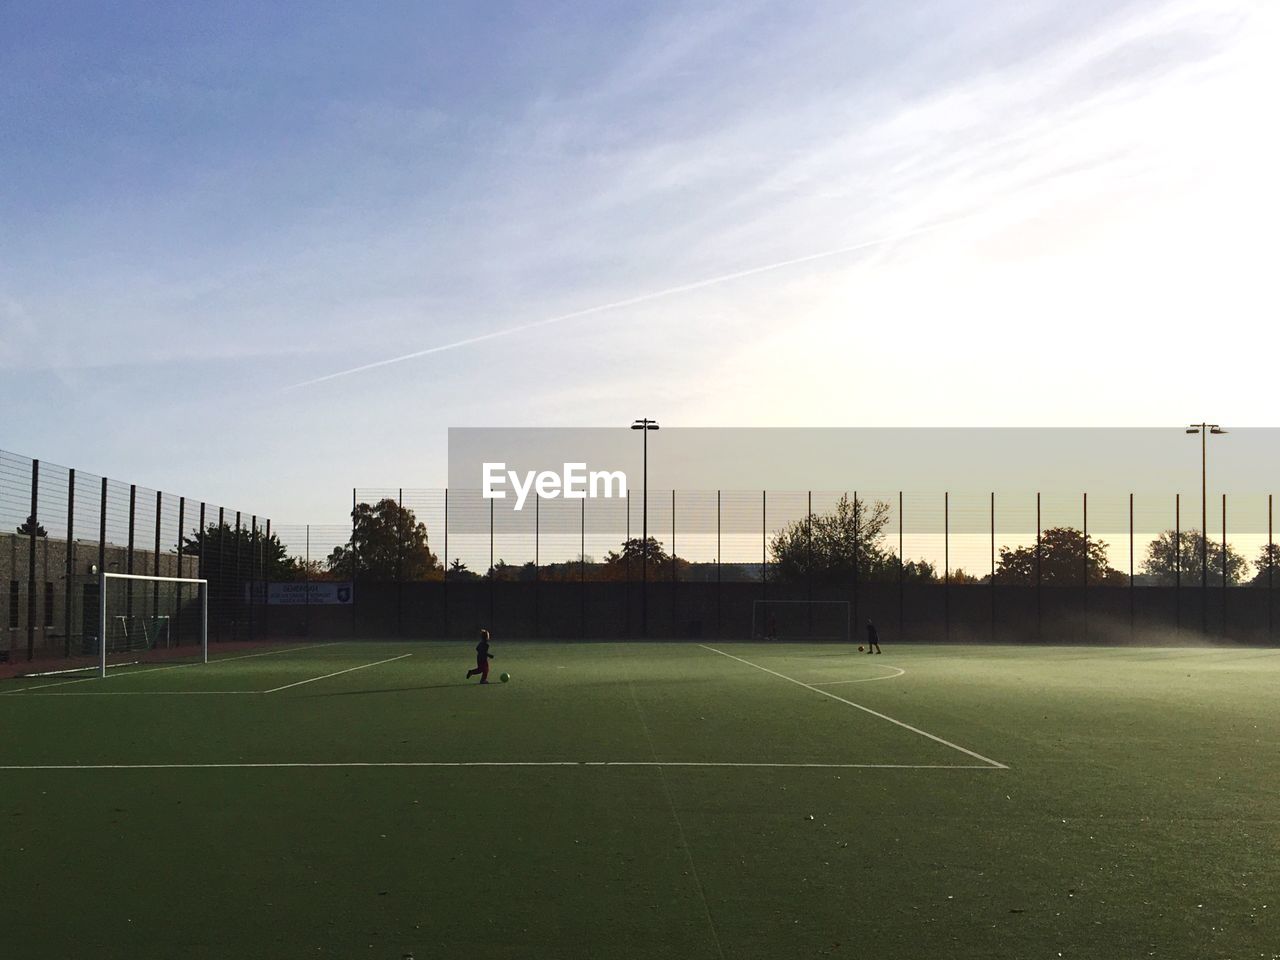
[751, 599, 851, 642]
[97, 572, 208, 677]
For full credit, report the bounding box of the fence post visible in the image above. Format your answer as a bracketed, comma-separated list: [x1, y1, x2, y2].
[263, 519, 271, 640]
[898, 492, 903, 640]
[1035, 492, 1042, 641]
[248, 516, 257, 641]
[670, 490, 676, 638]
[1082, 492, 1088, 641]
[153, 491, 163, 624]
[397, 489, 404, 639]
[305, 524, 311, 637]
[126, 483, 136, 625]
[852, 491, 859, 630]
[716, 490, 722, 640]
[349, 492, 356, 640]
[443, 488, 449, 639]
[580, 496, 586, 640]
[489, 497, 495, 631]
[216, 507, 225, 642]
[176, 497, 185, 646]
[989, 492, 995, 642]
[944, 491, 949, 643]
[65, 468, 75, 657]
[1175, 494, 1180, 634]
[535, 492, 540, 639]
[806, 491, 813, 638]
[761, 491, 767, 608]
[1269, 493, 1274, 640]
[98, 479, 108, 579]
[1221, 493, 1227, 638]
[27, 459, 38, 661]
[1129, 493, 1134, 638]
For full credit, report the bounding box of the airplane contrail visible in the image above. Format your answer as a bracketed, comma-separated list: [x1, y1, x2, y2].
[286, 216, 963, 390]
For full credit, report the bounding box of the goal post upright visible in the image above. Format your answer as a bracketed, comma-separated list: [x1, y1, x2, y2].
[98, 571, 209, 678]
[751, 599, 852, 642]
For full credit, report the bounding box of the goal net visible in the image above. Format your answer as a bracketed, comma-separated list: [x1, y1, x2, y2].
[751, 599, 851, 642]
[97, 572, 207, 677]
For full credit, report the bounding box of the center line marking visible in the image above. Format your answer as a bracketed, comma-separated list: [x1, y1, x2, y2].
[699, 645, 1007, 769]
[0, 761, 1002, 771]
[264, 654, 413, 693]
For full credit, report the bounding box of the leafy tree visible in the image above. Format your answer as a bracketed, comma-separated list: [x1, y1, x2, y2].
[902, 559, 940, 582]
[182, 521, 295, 603]
[16, 515, 47, 537]
[994, 527, 1126, 585]
[325, 499, 442, 581]
[183, 521, 293, 579]
[602, 537, 672, 580]
[446, 558, 480, 582]
[1249, 542, 1280, 587]
[769, 495, 893, 584]
[1141, 530, 1248, 586]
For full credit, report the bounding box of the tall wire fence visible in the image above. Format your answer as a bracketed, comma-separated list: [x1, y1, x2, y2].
[0, 449, 271, 664]
[317, 486, 1277, 644]
[3, 447, 1276, 664]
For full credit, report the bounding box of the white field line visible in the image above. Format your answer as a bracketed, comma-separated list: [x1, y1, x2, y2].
[699, 645, 1007, 769]
[2, 642, 350, 694]
[17, 660, 140, 678]
[810, 666, 906, 685]
[15, 691, 263, 697]
[0, 760, 1002, 771]
[263, 653, 413, 693]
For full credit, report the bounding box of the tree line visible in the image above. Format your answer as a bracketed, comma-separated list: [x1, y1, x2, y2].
[181, 496, 1279, 589]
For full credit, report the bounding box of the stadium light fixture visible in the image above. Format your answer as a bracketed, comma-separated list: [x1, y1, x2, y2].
[1186, 423, 1227, 635]
[631, 419, 659, 637]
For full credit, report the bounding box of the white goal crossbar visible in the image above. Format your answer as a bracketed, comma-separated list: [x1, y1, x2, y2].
[751, 599, 851, 642]
[99, 572, 208, 678]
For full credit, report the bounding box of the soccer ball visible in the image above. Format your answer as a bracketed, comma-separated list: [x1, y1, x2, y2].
[857, 646, 864, 652]
[500, 672, 510, 683]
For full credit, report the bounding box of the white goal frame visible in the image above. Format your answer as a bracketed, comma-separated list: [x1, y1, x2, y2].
[99, 572, 208, 678]
[751, 599, 851, 642]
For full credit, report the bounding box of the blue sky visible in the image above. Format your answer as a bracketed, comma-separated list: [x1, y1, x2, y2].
[1, 0, 1275, 522]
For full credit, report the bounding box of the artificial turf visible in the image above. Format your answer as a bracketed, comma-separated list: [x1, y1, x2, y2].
[1, 641, 1276, 959]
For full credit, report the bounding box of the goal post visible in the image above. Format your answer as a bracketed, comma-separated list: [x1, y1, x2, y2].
[98, 572, 208, 678]
[751, 599, 851, 642]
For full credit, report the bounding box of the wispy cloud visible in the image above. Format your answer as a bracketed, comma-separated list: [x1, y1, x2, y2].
[285, 215, 971, 389]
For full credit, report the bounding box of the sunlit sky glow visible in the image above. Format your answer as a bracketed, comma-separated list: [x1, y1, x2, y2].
[1, 0, 1276, 522]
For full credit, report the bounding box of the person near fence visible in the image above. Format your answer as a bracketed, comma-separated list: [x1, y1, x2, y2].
[865, 619, 881, 654]
[466, 628, 495, 683]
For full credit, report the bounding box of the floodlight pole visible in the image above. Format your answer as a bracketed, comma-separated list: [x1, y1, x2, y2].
[631, 419, 659, 637]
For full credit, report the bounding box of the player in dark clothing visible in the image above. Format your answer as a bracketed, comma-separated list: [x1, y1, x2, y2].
[865, 619, 882, 654]
[466, 629, 495, 683]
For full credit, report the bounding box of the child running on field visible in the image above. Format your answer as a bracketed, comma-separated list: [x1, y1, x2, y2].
[466, 628, 495, 684]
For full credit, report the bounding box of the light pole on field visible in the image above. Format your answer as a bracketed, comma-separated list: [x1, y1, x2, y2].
[631, 419, 659, 637]
[1186, 423, 1227, 635]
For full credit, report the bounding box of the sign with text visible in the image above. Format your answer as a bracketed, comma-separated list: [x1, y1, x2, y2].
[246, 582, 355, 605]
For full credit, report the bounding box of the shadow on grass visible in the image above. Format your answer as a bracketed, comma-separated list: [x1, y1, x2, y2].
[307, 683, 488, 697]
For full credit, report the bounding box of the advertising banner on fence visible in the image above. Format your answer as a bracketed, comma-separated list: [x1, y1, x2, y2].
[246, 583, 355, 605]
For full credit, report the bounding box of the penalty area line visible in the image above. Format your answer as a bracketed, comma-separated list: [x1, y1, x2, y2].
[0, 760, 1004, 771]
[809, 666, 906, 685]
[699, 645, 1007, 769]
[1, 642, 352, 694]
[263, 653, 413, 693]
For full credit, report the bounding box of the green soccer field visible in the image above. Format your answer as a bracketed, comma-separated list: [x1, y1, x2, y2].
[1, 641, 1276, 959]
